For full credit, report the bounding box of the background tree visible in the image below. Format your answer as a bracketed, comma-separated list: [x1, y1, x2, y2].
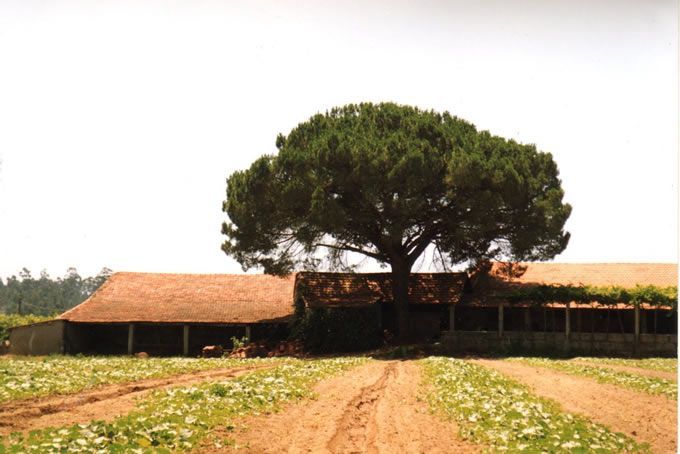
[0, 267, 113, 316]
[222, 103, 571, 337]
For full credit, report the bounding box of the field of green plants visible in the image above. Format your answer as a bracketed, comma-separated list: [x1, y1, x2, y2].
[1, 357, 366, 452]
[423, 357, 646, 452]
[570, 356, 677, 373]
[511, 357, 677, 400]
[0, 356, 278, 403]
[0, 354, 675, 452]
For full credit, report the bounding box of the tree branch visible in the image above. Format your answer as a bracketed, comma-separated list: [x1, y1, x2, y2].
[313, 242, 386, 261]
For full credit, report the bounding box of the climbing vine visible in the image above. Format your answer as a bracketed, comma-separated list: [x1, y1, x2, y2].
[498, 285, 677, 310]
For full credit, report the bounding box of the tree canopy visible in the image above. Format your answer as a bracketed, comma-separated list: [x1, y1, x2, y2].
[0, 267, 112, 316]
[222, 102, 572, 336]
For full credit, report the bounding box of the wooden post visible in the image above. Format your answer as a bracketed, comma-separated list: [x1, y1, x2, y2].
[543, 308, 547, 332]
[245, 326, 251, 345]
[127, 323, 135, 355]
[523, 307, 529, 330]
[498, 304, 504, 338]
[565, 302, 571, 341]
[524, 306, 532, 348]
[183, 325, 190, 356]
[634, 304, 640, 348]
[449, 304, 455, 333]
[604, 309, 610, 342]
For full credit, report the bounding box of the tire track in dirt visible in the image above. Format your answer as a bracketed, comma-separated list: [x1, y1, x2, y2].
[326, 362, 395, 453]
[473, 359, 677, 454]
[218, 360, 480, 453]
[0, 364, 271, 435]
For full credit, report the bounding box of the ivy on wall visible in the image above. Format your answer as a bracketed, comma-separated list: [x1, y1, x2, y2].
[290, 287, 382, 353]
[498, 285, 677, 310]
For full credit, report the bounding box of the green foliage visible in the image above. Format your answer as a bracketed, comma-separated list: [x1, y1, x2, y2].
[222, 101, 571, 275]
[230, 336, 247, 350]
[0, 314, 53, 342]
[511, 357, 677, 400]
[291, 295, 382, 353]
[570, 357, 677, 373]
[500, 284, 678, 310]
[1, 357, 367, 452]
[423, 357, 646, 452]
[0, 267, 112, 316]
[0, 356, 276, 403]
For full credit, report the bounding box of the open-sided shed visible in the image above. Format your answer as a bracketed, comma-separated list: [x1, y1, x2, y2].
[8, 263, 677, 356]
[445, 262, 678, 355]
[10, 272, 296, 356]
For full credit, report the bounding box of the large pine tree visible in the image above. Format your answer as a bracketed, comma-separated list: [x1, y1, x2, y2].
[222, 103, 571, 337]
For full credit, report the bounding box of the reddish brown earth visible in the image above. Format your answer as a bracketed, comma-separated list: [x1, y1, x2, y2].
[215, 360, 480, 453]
[0, 364, 270, 435]
[473, 359, 678, 454]
[568, 360, 677, 381]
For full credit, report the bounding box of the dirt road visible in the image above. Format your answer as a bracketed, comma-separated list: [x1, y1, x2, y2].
[219, 360, 480, 454]
[0, 364, 270, 435]
[474, 359, 677, 454]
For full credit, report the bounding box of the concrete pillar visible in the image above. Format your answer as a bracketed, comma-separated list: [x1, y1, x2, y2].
[498, 304, 504, 338]
[127, 323, 135, 355]
[183, 325, 190, 356]
[245, 325, 251, 345]
[449, 304, 455, 333]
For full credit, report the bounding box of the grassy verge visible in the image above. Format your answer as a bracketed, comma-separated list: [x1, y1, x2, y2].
[1, 357, 367, 452]
[423, 357, 647, 453]
[0, 356, 279, 403]
[570, 357, 677, 374]
[511, 357, 677, 400]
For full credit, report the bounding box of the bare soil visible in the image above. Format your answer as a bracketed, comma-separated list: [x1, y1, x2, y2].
[473, 359, 677, 454]
[568, 360, 677, 382]
[0, 364, 270, 435]
[215, 360, 480, 453]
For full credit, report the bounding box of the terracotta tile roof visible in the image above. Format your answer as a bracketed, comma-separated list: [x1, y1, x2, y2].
[296, 272, 468, 307]
[59, 272, 296, 324]
[465, 262, 678, 309]
[490, 262, 678, 288]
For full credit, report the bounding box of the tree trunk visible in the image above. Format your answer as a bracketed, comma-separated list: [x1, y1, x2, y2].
[391, 260, 411, 339]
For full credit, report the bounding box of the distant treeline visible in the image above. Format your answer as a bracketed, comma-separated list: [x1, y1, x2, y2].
[0, 267, 113, 316]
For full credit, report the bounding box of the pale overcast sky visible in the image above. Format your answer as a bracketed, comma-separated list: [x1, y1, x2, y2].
[0, 0, 677, 278]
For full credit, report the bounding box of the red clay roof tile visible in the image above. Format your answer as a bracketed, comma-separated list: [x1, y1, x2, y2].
[59, 272, 296, 324]
[490, 262, 678, 288]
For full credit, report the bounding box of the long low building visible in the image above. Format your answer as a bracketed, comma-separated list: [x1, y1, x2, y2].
[10, 273, 296, 356]
[8, 263, 678, 356]
[446, 262, 678, 355]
